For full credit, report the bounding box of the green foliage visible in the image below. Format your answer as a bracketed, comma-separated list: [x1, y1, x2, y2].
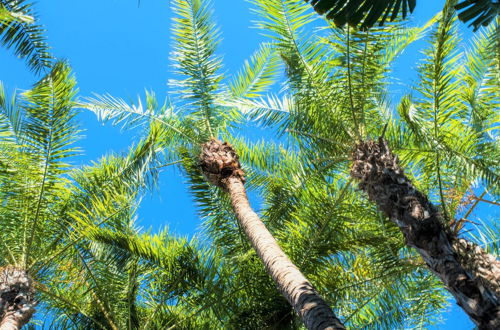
[0, 0, 52, 73]
[2, 0, 496, 328]
[81, 1, 474, 328]
[0, 61, 221, 328]
[0, 62, 78, 269]
[246, 0, 499, 327]
[229, 42, 281, 99]
[170, 0, 225, 139]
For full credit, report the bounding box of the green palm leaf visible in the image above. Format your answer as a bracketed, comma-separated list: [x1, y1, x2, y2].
[170, 0, 224, 139]
[229, 42, 281, 99]
[0, 0, 52, 73]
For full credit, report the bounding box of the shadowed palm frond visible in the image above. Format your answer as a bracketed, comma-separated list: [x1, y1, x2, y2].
[304, 0, 417, 29]
[456, 0, 500, 30]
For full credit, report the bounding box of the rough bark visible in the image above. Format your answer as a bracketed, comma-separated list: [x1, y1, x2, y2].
[0, 266, 35, 330]
[200, 138, 345, 330]
[350, 138, 500, 329]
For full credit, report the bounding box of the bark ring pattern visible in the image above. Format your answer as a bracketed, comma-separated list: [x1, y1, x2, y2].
[350, 138, 500, 329]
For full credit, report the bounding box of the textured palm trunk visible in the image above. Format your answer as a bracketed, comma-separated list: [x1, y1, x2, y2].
[200, 139, 345, 330]
[0, 266, 36, 330]
[351, 138, 500, 329]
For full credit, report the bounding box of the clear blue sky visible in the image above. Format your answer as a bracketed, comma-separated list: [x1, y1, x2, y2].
[0, 0, 487, 328]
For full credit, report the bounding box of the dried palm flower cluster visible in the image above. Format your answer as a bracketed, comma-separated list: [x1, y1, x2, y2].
[199, 138, 245, 188]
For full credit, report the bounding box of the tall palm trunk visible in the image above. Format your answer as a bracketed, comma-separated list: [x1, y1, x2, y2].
[351, 138, 500, 329]
[200, 139, 345, 330]
[0, 266, 36, 330]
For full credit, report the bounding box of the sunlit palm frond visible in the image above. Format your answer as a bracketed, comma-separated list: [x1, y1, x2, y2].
[21, 61, 80, 174]
[0, 62, 79, 268]
[460, 21, 499, 135]
[229, 42, 281, 99]
[169, 0, 224, 139]
[253, 0, 329, 93]
[0, 81, 23, 144]
[0, 0, 52, 73]
[227, 94, 292, 130]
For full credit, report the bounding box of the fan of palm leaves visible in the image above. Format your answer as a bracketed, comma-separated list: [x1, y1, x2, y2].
[304, 0, 417, 29]
[304, 0, 499, 31]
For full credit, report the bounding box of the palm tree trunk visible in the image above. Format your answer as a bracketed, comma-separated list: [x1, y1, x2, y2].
[0, 266, 36, 330]
[0, 312, 32, 330]
[351, 138, 500, 329]
[200, 139, 345, 330]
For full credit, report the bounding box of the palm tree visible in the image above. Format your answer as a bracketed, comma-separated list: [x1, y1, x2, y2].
[348, 2, 500, 326]
[351, 138, 500, 329]
[85, 0, 345, 328]
[0, 63, 181, 328]
[84, 0, 460, 328]
[0, 62, 77, 328]
[247, 0, 499, 327]
[0, 0, 52, 73]
[199, 138, 345, 329]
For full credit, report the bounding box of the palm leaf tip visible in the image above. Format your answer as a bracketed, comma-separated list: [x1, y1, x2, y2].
[304, 0, 417, 29]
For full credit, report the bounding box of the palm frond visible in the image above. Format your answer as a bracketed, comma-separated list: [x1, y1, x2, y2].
[456, 0, 500, 31]
[229, 42, 281, 99]
[3, 61, 80, 264]
[81, 92, 195, 146]
[0, 4, 33, 24]
[0, 0, 52, 73]
[305, 0, 417, 30]
[0, 81, 23, 144]
[169, 0, 224, 139]
[21, 61, 80, 172]
[226, 94, 293, 130]
[73, 127, 163, 197]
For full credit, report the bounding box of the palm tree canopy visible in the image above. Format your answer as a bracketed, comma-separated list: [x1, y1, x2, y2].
[2, 0, 499, 328]
[82, 0, 478, 328]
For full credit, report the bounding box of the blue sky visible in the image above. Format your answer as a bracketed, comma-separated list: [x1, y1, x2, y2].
[0, 0, 491, 328]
